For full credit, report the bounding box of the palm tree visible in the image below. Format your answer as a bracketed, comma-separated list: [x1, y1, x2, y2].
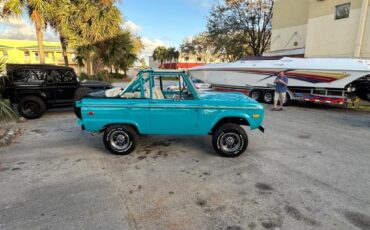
[1, 0, 50, 64]
[101, 32, 141, 77]
[68, 0, 122, 75]
[166, 47, 176, 69]
[0, 57, 17, 122]
[47, 0, 122, 70]
[47, 0, 73, 66]
[152, 46, 167, 68]
[174, 50, 180, 62]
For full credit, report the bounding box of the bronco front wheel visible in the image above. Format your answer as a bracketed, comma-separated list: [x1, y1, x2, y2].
[212, 123, 248, 157]
[103, 125, 138, 155]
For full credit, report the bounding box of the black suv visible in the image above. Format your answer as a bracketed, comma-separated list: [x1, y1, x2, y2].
[0, 64, 112, 119]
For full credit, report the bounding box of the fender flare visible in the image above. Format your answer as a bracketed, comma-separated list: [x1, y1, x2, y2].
[101, 121, 142, 134]
[209, 113, 254, 133]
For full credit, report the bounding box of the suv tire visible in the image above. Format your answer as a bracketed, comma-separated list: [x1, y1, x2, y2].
[73, 87, 93, 119]
[103, 125, 138, 155]
[18, 96, 46, 119]
[212, 123, 248, 157]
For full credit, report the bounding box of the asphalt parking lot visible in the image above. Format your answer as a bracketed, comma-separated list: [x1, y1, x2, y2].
[0, 105, 369, 230]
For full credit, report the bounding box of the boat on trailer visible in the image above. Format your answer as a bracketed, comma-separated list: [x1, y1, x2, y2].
[188, 57, 370, 104]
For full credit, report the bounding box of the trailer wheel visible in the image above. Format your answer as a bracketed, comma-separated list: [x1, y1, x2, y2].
[263, 91, 274, 104]
[250, 90, 261, 101]
[284, 94, 291, 106]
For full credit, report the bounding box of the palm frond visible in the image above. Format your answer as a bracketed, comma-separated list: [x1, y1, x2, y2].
[0, 100, 17, 122]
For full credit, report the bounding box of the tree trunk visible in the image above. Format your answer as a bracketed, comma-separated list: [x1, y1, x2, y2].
[60, 35, 69, 66]
[86, 58, 92, 75]
[123, 68, 127, 78]
[35, 21, 45, 64]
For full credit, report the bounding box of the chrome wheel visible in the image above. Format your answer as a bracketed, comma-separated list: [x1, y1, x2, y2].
[219, 132, 241, 153]
[110, 131, 130, 150]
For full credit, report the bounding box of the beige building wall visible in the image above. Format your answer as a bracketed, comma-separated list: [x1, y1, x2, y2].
[178, 53, 223, 64]
[361, 9, 370, 57]
[305, 0, 369, 58]
[268, 0, 370, 59]
[269, 0, 309, 53]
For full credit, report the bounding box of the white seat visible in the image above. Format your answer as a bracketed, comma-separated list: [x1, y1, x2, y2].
[105, 87, 122, 97]
[134, 91, 141, 98]
[121, 92, 134, 98]
[153, 86, 164, 99]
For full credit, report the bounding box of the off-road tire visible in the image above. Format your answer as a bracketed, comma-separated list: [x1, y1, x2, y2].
[73, 87, 93, 119]
[103, 125, 138, 155]
[212, 123, 248, 157]
[18, 96, 46, 119]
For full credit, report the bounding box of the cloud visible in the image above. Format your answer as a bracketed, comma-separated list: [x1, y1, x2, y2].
[122, 20, 143, 34]
[0, 16, 58, 41]
[139, 37, 166, 59]
[0, 15, 167, 64]
[185, 0, 214, 9]
[121, 20, 168, 61]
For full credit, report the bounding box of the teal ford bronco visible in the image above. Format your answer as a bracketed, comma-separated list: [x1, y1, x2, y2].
[75, 69, 264, 157]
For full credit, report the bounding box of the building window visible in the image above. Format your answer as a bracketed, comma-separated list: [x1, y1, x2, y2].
[335, 3, 350, 20]
[35, 52, 39, 60]
[45, 52, 49, 58]
[184, 57, 189, 61]
[2, 51, 8, 57]
[197, 57, 202, 62]
[24, 51, 30, 61]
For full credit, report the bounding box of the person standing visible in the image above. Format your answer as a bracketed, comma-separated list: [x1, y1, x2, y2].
[273, 71, 288, 111]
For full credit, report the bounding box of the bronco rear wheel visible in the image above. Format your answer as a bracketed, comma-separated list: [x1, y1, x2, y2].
[212, 123, 248, 157]
[103, 125, 138, 155]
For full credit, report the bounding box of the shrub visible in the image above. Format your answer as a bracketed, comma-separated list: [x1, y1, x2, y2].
[0, 99, 17, 122]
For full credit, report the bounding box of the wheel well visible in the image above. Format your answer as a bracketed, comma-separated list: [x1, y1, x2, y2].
[211, 117, 249, 134]
[17, 93, 47, 104]
[102, 123, 140, 134]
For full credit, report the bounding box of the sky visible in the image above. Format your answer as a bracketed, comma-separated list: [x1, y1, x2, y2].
[0, 0, 217, 60]
[119, 0, 217, 58]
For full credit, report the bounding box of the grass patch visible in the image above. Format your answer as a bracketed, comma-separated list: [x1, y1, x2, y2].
[347, 98, 370, 111]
